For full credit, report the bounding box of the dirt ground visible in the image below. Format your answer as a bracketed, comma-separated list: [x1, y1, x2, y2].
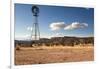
[15, 45, 94, 65]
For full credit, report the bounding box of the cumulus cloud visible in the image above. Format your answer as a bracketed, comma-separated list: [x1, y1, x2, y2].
[27, 27, 33, 31]
[64, 22, 88, 30]
[49, 22, 66, 31]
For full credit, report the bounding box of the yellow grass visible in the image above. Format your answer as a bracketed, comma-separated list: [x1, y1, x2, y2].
[15, 45, 94, 65]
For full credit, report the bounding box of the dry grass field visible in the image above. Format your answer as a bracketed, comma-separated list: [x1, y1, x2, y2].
[15, 45, 94, 65]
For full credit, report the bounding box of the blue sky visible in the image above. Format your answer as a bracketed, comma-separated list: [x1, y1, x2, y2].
[15, 3, 94, 40]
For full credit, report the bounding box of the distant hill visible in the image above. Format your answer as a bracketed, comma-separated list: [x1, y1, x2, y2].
[15, 36, 94, 47]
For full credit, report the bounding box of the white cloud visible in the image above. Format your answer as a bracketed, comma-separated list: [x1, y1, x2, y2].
[50, 22, 88, 31]
[27, 27, 33, 31]
[50, 33, 64, 38]
[64, 22, 88, 30]
[15, 34, 31, 40]
[49, 22, 66, 31]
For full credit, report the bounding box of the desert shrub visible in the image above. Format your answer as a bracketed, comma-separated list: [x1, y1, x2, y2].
[16, 45, 20, 50]
[38, 62, 42, 64]
[45, 43, 50, 46]
[37, 43, 42, 46]
[50, 43, 53, 46]
[70, 43, 74, 47]
[60, 43, 65, 46]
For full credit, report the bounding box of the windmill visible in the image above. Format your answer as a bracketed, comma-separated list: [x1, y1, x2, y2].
[31, 6, 40, 46]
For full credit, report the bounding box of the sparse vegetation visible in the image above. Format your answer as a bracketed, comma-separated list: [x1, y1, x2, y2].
[15, 36, 94, 65]
[15, 43, 21, 50]
[15, 44, 94, 65]
[16, 46, 20, 50]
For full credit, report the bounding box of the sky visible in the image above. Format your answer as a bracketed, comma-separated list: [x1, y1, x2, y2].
[15, 3, 94, 40]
